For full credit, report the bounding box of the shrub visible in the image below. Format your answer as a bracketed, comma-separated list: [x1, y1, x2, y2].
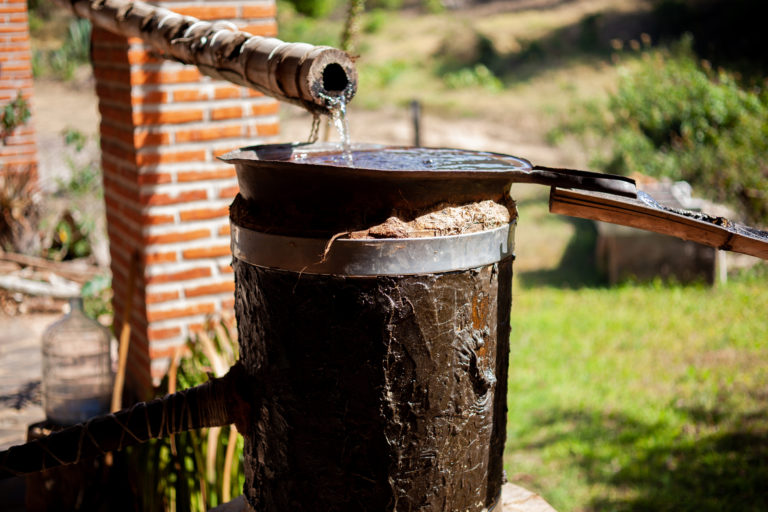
[1, 92, 31, 141]
[282, 0, 338, 18]
[0, 165, 40, 255]
[127, 317, 243, 512]
[33, 19, 91, 80]
[277, 1, 340, 46]
[554, 36, 768, 224]
[442, 64, 502, 92]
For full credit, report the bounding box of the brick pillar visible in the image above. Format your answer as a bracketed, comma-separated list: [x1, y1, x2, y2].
[0, 0, 36, 171]
[92, 1, 279, 397]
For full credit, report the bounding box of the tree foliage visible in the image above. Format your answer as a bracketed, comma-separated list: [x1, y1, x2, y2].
[555, 37, 768, 224]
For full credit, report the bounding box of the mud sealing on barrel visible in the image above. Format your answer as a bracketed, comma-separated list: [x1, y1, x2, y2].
[350, 199, 517, 239]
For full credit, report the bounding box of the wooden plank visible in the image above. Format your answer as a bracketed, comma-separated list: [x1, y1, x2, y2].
[0, 251, 102, 284]
[549, 188, 768, 260]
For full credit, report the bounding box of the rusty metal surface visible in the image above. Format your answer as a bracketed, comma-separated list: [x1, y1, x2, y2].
[233, 259, 513, 511]
[550, 187, 768, 260]
[637, 191, 768, 244]
[230, 222, 515, 276]
[222, 143, 636, 237]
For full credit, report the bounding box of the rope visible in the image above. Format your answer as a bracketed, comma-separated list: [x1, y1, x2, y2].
[0, 371, 238, 479]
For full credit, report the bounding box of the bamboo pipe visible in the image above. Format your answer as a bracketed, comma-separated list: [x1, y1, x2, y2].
[54, 0, 357, 114]
[0, 365, 246, 480]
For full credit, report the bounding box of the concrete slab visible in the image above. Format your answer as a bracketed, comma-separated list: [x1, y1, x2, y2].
[0, 314, 57, 450]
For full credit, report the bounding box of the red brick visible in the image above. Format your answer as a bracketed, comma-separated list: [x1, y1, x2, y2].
[173, 5, 237, 19]
[93, 66, 131, 86]
[137, 173, 173, 185]
[185, 281, 235, 298]
[257, 122, 280, 136]
[144, 251, 177, 264]
[134, 130, 171, 146]
[92, 47, 130, 66]
[147, 327, 181, 342]
[175, 125, 242, 143]
[211, 106, 242, 121]
[2, 62, 30, 72]
[131, 68, 201, 85]
[101, 142, 137, 164]
[142, 213, 175, 225]
[149, 344, 189, 359]
[140, 190, 208, 206]
[214, 86, 242, 100]
[0, 157, 35, 166]
[136, 149, 206, 166]
[221, 298, 235, 310]
[242, 4, 277, 18]
[179, 207, 229, 222]
[143, 228, 210, 245]
[133, 109, 204, 125]
[127, 49, 162, 65]
[251, 102, 280, 116]
[127, 359, 152, 398]
[0, 146, 35, 156]
[240, 22, 278, 37]
[91, 27, 129, 45]
[0, 25, 26, 33]
[177, 168, 236, 182]
[220, 264, 234, 274]
[146, 266, 212, 285]
[182, 246, 231, 259]
[146, 290, 180, 304]
[187, 322, 206, 334]
[100, 123, 134, 145]
[219, 185, 239, 199]
[218, 224, 231, 236]
[99, 104, 133, 126]
[147, 302, 216, 322]
[95, 84, 132, 104]
[173, 88, 208, 102]
[132, 91, 168, 105]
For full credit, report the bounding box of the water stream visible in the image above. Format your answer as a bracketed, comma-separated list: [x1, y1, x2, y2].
[319, 93, 353, 165]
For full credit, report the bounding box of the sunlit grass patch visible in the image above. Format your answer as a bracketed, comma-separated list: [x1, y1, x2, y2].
[505, 267, 768, 511]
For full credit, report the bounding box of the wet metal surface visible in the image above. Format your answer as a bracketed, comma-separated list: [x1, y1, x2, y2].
[222, 143, 636, 237]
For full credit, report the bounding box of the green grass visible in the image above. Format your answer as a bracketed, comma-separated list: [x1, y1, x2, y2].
[506, 266, 768, 511]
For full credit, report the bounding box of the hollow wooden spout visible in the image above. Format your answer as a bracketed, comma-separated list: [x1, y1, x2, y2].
[53, 0, 357, 113]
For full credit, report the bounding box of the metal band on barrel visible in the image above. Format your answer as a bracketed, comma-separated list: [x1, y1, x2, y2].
[231, 223, 515, 276]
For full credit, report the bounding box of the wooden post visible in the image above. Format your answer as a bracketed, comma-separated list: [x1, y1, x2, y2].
[232, 258, 513, 511]
[226, 144, 518, 511]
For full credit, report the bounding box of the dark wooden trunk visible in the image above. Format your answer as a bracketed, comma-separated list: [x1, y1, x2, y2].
[233, 258, 513, 511]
